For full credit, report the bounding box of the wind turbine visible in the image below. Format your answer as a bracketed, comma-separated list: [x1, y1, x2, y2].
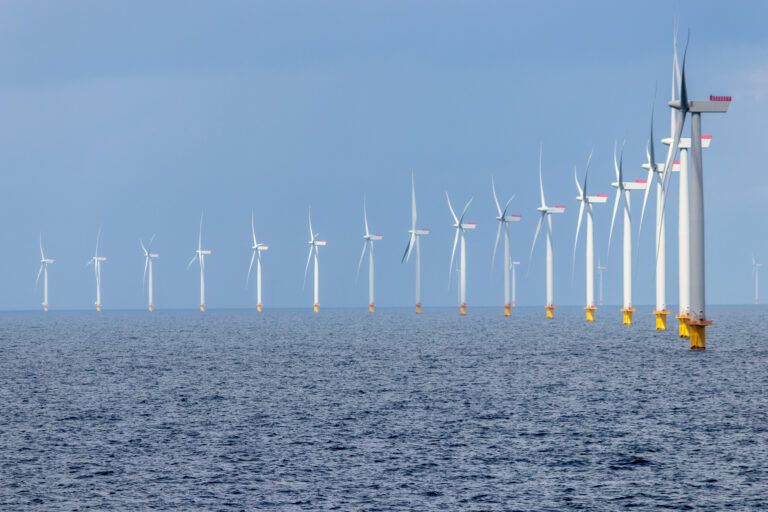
[141, 235, 159, 312]
[86, 229, 106, 312]
[491, 177, 521, 316]
[304, 208, 327, 312]
[187, 215, 211, 312]
[357, 197, 383, 313]
[402, 174, 430, 313]
[573, 151, 608, 322]
[753, 256, 762, 305]
[529, 146, 565, 319]
[657, 33, 730, 349]
[447, 193, 476, 315]
[247, 212, 269, 312]
[36, 235, 54, 312]
[607, 143, 646, 326]
[597, 258, 607, 306]
[511, 261, 520, 307]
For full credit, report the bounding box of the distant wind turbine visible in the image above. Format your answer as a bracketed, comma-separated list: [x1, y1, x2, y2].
[753, 255, 762, 305]
[187, 215, 211, 312]
[357, 197, 383, 313]
[447, 193, 476, 315]
[304, 208, 327, 313]
[247, 212, 269, 312]
[86, 228, 106, 312]
[141, 235, 159, 312]
[36, 235, 54, 312]
[491, 177, 521, 316]
[402, 174, 430, 314]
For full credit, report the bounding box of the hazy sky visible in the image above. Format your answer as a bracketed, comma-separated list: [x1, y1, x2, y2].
[1, 0, 766, 311]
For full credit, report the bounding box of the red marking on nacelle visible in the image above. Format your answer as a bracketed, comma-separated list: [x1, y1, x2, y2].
[597, 194, 608, 197]
[674, 161, 680, 164]
[555, 205, 566, 208]
[702, 135, 712, 139]
[510, 215, 521, 217]
[466, 222, 476, 225]
[709, 95, 731, 102]
[635, 180, 647, 183]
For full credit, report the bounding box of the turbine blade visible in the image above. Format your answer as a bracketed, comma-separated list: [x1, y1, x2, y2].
[308, 207, 314, 240]
[458, 198, 473, 225]
[583, 149, 593, 196]
[35, 264, 43, 287]
[303, 246, 313, 287]
[574, 165, 583, 198]
[247, 250, 256, 284]
[491, 221, 503, 269]
[491, 176, 502, 217]
[528, 212, 544, 268]
[39, 234, 44, 260]
[502, 195, 515, 218]
[95, 227, 101, 257]
[140, 239, 147, 256]
[251, 211, 257, 247]
[538, 144, 546, 207]
[186, 253, 197, 270]
[411, 173, 417, 231]
[607, 187, 621, 257]
[356, 241, 368, 281]
[573, 201, 585, 277]
[363, 196, 370, 237]
[449, 228, 459, 284]
[148, 233, 156, 249]
[198, 214, 203, 252]
[446, 192, 458, 224]
[402, 233, 415, 263]
[142, 256, 149, 290]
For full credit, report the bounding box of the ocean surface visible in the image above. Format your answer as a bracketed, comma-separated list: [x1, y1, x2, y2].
[1, 306, 766, 510]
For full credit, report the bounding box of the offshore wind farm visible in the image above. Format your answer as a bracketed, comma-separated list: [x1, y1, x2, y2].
[3, 2, 768, 509]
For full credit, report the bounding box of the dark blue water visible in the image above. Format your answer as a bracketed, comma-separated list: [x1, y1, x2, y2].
[1, 307, 766, 510]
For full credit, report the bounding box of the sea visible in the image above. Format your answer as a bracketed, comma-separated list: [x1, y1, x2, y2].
[1, 306, 766, 510]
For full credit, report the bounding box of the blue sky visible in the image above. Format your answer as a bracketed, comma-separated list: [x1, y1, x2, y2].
[1, 0, 765, 310]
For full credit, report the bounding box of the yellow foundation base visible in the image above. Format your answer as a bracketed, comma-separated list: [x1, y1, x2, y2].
[621, 308, 635, 326]
[415, 303, 422, 314]
[200, 304, 205, 312]
[257, 303, 262, 312]
[460, 303, 467, 315]
[688, 320, 711, 350]
[504, 304, 511, 316]
[369, 303, 375, 313]
[546, 305, 555, 319]
[313, 303, 319, 313]
[676, 315, 690, 338]
[148, 304, 153, 312]
[585, 306, 596, 322]
[654, 310, 669, 331]
[96, 304, 101, 312]
[43, 305, 48, 312]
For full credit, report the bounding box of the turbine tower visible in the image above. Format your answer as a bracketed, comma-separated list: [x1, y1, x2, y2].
[607, 144, 646, 326]
[597, 259, 607, 306]
[304, 208, 327, 313]
[357, 197, 383, 313]
[247, 212, 269, 312]
[753, 256, 762, 305]
[446, 193, 476, 315]
[658, 35, 730, 349]
[187, 215, 211, 312]
[141, 235, 159, 312]
[529, 146, 565, 319]
[86, 229, 106, 312]
[491, 177, 521, 316]
[573, 152, 608, 322]
[402, 174, 430, 313]
[36, 235, 54, 312]
[511, 261, 520, 307]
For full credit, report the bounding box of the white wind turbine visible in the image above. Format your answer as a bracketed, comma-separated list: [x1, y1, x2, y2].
[36, 235, 54, 312]
[357, 197, 383, 313]
[141, 235, 159, 312]
[86, 229, 106, 312]
[187, 215, 211, 312]
[304, 208, 327, 313]
[607, 143, 646, 326]
[446, 193, 476, 315]
[491, 177, 521, 316]
[656, 32, 730, 349]
[753, 256, 762, 305]
[402, 174, 430, 313]
[247, 212, 269, 312]
[529, 146, 565, 319]
[573, 152, 608, 322]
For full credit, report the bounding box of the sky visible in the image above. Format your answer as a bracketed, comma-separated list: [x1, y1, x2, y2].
[0, 0, 766, 311]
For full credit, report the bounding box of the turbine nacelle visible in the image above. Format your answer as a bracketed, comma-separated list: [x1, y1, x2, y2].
[410, 229, 430, 236]
[256, 245, 269, 251]
[576, 194, 608, 204]
[538, 205, 565, 214]
[198, 249, 211, 255]
[497, 215, 521, 222]
[459, 222, 476, 230]
[611, 180, 647, 191]
[364, 234, 383, 241]
[41, 258, 55, 264]
[661, 135, 713, 149]
[149, 253, 159, 258]
[94, 256, 107, 262]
